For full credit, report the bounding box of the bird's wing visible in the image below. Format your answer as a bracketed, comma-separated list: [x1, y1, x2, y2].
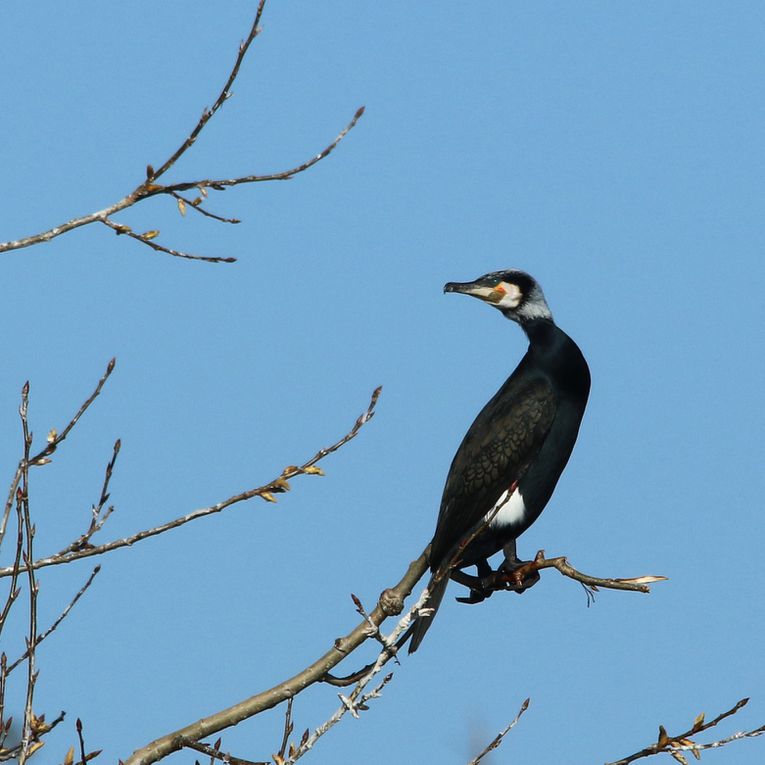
[429, 373, 557, 568]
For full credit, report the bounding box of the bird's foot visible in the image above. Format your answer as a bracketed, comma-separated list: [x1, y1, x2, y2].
[497, 558, 541, 594]
[448, 550, 542, 602]
[450, 569, 495, 605]
[495, 540, 541, 594]
[455, 589, 488, 605]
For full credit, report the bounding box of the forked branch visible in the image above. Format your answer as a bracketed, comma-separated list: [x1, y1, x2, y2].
[323, 547, 666, 688]
[0, 0, 363, 263]
[0, 386, 382, 579]
[122, 550, 429, 765]
[607, 697, 765, 765]
[494, 549, 667, 597]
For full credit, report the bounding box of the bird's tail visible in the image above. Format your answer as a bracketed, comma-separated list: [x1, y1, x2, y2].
[408, 573, 449, 654]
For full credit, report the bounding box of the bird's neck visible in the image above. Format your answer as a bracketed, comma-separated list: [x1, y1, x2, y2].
[520, 317, 558, 346]
[520, 317, 590, 398]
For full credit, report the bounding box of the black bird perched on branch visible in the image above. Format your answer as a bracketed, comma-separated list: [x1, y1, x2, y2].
[409, 270, 590, 653]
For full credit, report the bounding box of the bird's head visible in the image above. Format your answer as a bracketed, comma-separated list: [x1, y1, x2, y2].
[444, 270, 552, 324]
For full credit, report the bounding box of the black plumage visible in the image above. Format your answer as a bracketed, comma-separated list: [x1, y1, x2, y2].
[409, 270, 590, 653]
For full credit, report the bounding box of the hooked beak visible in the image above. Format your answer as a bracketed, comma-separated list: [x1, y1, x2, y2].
[444, 280, 505, 304]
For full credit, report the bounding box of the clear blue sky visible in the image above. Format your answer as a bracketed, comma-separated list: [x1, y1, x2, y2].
[2, 1, 764, 763]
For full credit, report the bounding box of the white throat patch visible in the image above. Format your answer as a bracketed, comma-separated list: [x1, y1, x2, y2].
[518, 299, 553, 322]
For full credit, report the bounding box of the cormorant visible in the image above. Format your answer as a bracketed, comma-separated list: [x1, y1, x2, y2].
[409, 270, 590, 653]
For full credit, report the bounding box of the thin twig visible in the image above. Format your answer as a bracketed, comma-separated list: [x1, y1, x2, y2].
[18, 383, 38, 765]
[122, 549, 429, 765]
[2, 360, 112, 596]
[0, 483, 24, 637]
[0, 462, 23, 553]
[179, 737, 267, 765]
[288, 583, 437, 763]
[505, 549, 667, 595]
[0, 387, 381, 579]
[324, 516, 666, 688]
[94, 440, 119, 517]
[1, 361, 113, 646]
[7, 566, 101, 674]
[0, 0, 363, 263]
[449, 547, 667, 600]
[158, 106, 366, 194]
[149, 0, 268, 183]
[0, 711, 66, 762]
[288, 672, 396, 764]
[60, 439, 121, 556]
[350, 593, 398, 656]
[467, 697, 530, 765]
[674, 723, 765, 753]
[606, 698, 759, 765]
[101, 218, 236, 264]
[277, 699, 294, 760]
[28, 358, 116, 467]
[0, 653, 7, 746]
[321, 592, 404, 687]
[76, 719, 87, 765]
[73, 718, 102, 764]
[170, 191, 241, 224]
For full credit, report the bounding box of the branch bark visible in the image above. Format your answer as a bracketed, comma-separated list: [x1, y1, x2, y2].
[122, 550, 429, 765]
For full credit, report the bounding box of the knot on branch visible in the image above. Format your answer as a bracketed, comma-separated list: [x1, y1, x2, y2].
[378, 588, 404, 616]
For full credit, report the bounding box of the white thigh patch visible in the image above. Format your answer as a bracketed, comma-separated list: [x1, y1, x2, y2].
[485, 487, 526, 529]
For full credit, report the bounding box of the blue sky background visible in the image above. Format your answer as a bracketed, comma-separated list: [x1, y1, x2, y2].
[2, 1, 764, 763]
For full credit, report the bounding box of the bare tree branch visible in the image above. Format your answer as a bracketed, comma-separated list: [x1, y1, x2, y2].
[286, 589, 431, 762]
[18, 384, 38, 765]
[0, 480, 24, 637]
[287, 584, 431, 763]
[0, 462, 23, 554]
[288, 672, 395, 764]
[0, 387, 382, 579]
[7, 566, 101, 674]
[0, 373, 753, 765]
[29, 358, 116, 467]
[169, 191, 241, 224]
[607, 698, 764, 765]
[467, 697, 530, 765]
[122, 550, 429, 765]
[2, 357, 112, 556]
[101, 218, 235, 264]
[179, 737, 267, 765]
[156, 105, 366, 194]
[496, 549, 667, 596]
[324, 540, 667, 689]
[0, 0, 364, 263]
[674, 724, 765, 754]
[0, 711, 65, 763]
[0, 654, 7, 751]
[59, 439, 121, 555]
[276, 698, 295, 762]
[76, 718, 87, 765]
[148, 0, 269, 183]
[319, 492, 519, 688]
[74, 718, 102, 765]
